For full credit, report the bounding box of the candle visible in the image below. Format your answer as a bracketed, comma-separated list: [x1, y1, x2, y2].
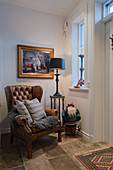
[80, 48, 83, 55]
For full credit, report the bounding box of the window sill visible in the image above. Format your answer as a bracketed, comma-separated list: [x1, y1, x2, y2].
[69, 87, 89, 92]
[103, 12, 113, 23]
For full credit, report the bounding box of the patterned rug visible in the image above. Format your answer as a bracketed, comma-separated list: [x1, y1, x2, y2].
[76, 147, 113, 170]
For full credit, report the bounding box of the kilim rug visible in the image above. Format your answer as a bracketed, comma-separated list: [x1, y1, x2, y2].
[75, 147, 113, 170]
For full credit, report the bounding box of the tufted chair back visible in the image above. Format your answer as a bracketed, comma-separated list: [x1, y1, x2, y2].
[5, 85, 43, 112]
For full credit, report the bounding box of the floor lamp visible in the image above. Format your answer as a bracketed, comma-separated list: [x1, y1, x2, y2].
[50, 58, 65, 96]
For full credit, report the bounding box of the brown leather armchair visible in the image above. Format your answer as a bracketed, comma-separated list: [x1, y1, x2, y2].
[5, 85, 61, 158]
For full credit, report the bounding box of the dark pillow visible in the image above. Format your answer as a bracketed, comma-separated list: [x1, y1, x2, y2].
[16, 100, 33, 123]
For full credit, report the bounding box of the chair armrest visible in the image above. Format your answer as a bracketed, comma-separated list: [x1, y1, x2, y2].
[14, 116, 32, 134]
[45, 109, 58, 117]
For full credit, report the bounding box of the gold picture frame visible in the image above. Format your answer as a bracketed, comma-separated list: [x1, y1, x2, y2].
[17, 45, 54, 79]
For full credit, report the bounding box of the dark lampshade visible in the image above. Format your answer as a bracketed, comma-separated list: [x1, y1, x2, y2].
[50, 58, 65, 70]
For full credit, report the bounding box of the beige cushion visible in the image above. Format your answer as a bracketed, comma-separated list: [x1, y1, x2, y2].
[24, 98, 46, 122]
[16, 100, 33, 123]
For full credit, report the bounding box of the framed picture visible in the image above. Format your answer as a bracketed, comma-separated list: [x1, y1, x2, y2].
[17, 45, 54, 79]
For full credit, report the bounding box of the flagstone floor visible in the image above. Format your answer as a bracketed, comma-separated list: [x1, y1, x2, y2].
[0, 132, 109, 170]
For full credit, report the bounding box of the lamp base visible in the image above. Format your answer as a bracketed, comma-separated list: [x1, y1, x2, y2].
[53, 92, 62, 97]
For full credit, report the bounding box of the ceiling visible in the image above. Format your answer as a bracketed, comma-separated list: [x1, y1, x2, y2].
[0, 0, 79, 16]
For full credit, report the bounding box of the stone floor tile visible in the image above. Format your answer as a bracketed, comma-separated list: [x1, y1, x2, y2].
[68, 154, 88, 170]
[0, 149, 24, 169]
[1, 134, 24, 169]
[19, 140, 44, 160]
[59, 141, 86, 156]
[60, 136, 109, 157]
[59, 133, 83, 144]
[25, 157, 53, 170]
[38, 135, 66, 159]
[7, 165, 25, 170]
[24, 152, 47, 164]
[38, 135, 57, 147]
[0, 147, 23, 169]
[49, 155, 81, 170]
[43, 144, 66, 159]
[0, 161, 7, 170]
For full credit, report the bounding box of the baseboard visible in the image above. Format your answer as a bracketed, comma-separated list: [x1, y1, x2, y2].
[80, 130, 94, 141]
[1, 128, 11, 134]
[80, 130, 90, 139]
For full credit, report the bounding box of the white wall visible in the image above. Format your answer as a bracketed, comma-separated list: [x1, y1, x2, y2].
[105, 20, 113, 145]
[63, 0, 95, 140]
[0, 2, 65, 123]
[94, 15, 113, 145]
[0, 38, 2, 108]
[93, 0, 113, 145]
[94, 20, 105, 142]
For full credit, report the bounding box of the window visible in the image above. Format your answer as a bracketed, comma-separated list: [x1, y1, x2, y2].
[104, 0, 113, 17]
[72, 13, 85, 87]
[79, 22, 84, 84]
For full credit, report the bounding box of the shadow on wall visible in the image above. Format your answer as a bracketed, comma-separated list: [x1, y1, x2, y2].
[0, 85, 10, 131]
[64, 55, 72, 76]
[69, 90, 89, 99]
[0, 117, 10, 133]
[43, 81, 55, 109]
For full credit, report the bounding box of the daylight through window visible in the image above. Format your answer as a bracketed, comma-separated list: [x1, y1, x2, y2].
[79, 22, 84, 84]
[104, 0, 113, 17]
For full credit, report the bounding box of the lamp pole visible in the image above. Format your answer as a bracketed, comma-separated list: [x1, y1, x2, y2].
[53, 69, 61, 96]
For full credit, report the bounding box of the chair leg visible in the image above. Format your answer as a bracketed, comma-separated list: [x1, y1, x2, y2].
[58, 129, 62, 142]
[10, 134, 14, 144]
[27, 143, 32, 159]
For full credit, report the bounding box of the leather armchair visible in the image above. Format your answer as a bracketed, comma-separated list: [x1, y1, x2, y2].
[5, 85, 61, 158]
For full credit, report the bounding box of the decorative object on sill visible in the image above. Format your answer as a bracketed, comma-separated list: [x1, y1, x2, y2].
[17, 44, 54, 79]
[110, 34, 113, 50]
[50, 58, 65, 96]
[76, 54, 84, 86]
[62, 103, 81, 136]
[73, 86, 80, 88]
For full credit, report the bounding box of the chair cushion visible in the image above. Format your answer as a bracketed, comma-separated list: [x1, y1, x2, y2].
[24, 98, 46, 122]
[16, 100, 33, 123]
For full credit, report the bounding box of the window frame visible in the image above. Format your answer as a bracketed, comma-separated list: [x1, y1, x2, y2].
[72, 15, 85, 87]
[103, 0, 113, 18]
[72, 12, 85, 88]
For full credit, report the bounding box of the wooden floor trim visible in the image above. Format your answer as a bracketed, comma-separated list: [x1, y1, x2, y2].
[104, 141, 113, 148]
